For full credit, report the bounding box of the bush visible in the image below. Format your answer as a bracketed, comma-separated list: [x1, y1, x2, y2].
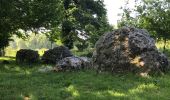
[41, 46, 73, 64]
[16, 49, 39, 64]
[71, 48, 93, 58]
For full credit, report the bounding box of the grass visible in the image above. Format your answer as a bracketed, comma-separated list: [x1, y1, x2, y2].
[0, 57, 170, 100]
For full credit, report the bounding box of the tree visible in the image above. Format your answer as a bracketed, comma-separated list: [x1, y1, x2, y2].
[0, 33, 12, 56]
[118, 0, 170, 52]
[0, 0, 111, 54]
[138, 0, 170, 52]
[0, 0, 63, 56]
[61, 0, 112, 49]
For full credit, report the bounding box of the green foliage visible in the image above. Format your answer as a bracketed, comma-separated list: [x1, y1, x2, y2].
[0, 58, 170, 99]
[8, 34, 57, 50]
[118, 0, 170, 51]
[1, 0, 112, 52]
[0, 0, 63, 50]
[119, 0, 170, 36]
[71, 48, 93, 57]
[156, 40, 170, 58]
[138, 0, 170, 38]
[61, 0, 112, 49]
[0, 33, 12, 50]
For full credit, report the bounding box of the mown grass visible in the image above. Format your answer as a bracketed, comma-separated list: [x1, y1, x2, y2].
[0, 57, 170, 100]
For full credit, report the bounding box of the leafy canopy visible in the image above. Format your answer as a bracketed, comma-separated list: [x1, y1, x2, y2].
[61, 0, 112, 49]
[0, 0, 63, 49]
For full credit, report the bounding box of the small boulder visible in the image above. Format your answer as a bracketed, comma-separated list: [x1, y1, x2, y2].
[79, 57, 92, 69]
[16, 49, 39, 63]
[41, 46, 73, 64]
[55, 56, 91, 71]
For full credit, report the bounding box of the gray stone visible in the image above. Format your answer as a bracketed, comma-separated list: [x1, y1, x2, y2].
[55, 56, 91, 71]
[93, 27, 169, 75]
[37, 66, 54, 73]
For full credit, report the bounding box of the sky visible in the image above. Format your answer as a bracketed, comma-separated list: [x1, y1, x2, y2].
[104, 0, 136, 26]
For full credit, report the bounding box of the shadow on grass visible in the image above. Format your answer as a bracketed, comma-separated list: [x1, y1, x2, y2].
[0, 57, 170, 99]
[0, 68, 170, 100]
[0, 56, 54, 74]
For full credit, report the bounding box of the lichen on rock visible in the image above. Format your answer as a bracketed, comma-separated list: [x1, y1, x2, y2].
[55, 56, 91, 71]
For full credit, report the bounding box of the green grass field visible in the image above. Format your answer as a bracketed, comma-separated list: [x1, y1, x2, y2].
[0, 57, 170, 100]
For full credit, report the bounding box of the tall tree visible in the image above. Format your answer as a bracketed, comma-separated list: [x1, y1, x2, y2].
[0, 0, 63, 56]
[118, 0, 170, 52]
[61, 0, 112, 49]
[138, 0, 170, 51]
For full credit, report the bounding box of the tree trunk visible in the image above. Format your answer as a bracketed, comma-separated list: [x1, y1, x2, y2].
[0, 49, 2, 57]
[0, 48, 5, 57]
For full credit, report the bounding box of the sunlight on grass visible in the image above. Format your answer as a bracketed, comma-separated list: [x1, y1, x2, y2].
[66, 85, 80, 97]
[128, 83, 157, 94]
[107, 90, 127, 97]
[92, 83, 158, 99]
[21, 93, 37, 100]
[0, 57, 15, 61]
[14, 67, 21, 72]
[3, 65, 22, 72]
[94, 91, 104, 98]
[25, 70, 31, 75]
[4, 65, 10, 70]
[93, 90, 127, 98]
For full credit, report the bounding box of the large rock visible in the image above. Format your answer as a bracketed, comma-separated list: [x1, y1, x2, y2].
[42, 46, 73, 64]
[93, 27, 169, 75]
[55, 56, 91, 71]
[16, 49, 39, 63]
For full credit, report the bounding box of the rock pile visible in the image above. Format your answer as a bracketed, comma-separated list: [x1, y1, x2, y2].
[42, 46, 73, 64]
[93, 27, 169, 75]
